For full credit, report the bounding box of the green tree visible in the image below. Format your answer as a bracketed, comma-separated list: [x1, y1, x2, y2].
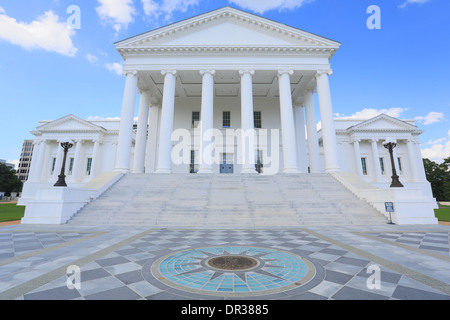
[423, 157, 450, 201]
[0, 163, 23, 197]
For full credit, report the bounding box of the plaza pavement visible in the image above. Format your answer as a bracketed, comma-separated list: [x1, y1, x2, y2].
[0, 222, 449, 301]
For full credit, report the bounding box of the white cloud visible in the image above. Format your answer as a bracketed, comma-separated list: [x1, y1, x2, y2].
[0, 9, 77, 56]
[87, 116, 121, 121]
[96, 0, 136, 32]
[415, 111, 444, 125]
[399, 0, 432, 9]
[336, 107, 408, 120]
[142, 0, 199, 21]
[427, 137, 447, 145]
[86, 54, 98, 63]
[228, 0, 314, 14]
[6, 160, 19, 170]
[105, 62, 123, 75]
[421, 129, 450, 163]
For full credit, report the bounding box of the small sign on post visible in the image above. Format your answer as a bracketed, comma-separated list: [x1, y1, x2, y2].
[385, 202, 395, 224]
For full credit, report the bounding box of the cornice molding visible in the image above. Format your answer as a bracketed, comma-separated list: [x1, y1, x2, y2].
[116, 7, 340, 48]
[117, 46, 337, 57]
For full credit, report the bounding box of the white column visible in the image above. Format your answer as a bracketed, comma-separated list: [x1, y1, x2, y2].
[27, 141, 41, 182]
[239, 70, 257, 174]
[156, 70, 177, 174]
[316, 69, 340, 173]
[413, 139, 427, 181]
[90, 139, 100, 177]
[115, 70, 138, 172]
[406, 139, 419, 182]
[352, 139, 363, 177]
[278, 70, 299, 173]
[371, 139, 382, 182]
[145, 104, 160, 173]
[304, 90, 321, 173]
[198, 69, 215, 174]
[294, 105, 308, 173]
[70, 139, 83, 182]
[30, 140, 47, 182]
[53, 141, 64, 181]
[133, 90, 151, 173]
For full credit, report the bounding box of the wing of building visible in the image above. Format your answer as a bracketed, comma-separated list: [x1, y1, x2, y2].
[18, 7, 437, 226]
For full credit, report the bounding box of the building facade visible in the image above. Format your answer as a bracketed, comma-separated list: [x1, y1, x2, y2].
[19, 7, 437, 225]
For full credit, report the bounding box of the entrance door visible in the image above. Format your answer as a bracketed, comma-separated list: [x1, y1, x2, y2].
[220, 153, 234, 174]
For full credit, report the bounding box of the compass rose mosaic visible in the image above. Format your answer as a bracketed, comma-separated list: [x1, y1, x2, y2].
[148, 246, 316, 297]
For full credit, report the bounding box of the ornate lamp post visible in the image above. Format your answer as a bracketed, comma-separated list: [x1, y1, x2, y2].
[383, 138, 404, 188]
[54, 139, 74, 187]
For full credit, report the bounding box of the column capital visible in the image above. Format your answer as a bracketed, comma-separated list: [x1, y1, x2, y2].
[239, 69, 255, 77]
[161, 69, 177, 76]
[138, 88, 151, 95]
[352, 139, 361, 144]
[123, 70, 138, 77]
[74, 139, 84, 144]
[278, 69, 294, 77]
[315, 69, 333, 78]
[370, 139, 379, 143]
[199, 69, 216, 76]
[33, 139, 44, 146]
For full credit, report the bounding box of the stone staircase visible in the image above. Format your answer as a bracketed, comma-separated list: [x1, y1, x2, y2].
[68, 173, 388, 227]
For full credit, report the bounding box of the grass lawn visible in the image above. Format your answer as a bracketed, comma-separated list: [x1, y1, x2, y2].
[435, 205, 450, 222]
[0, 203, 25, 222]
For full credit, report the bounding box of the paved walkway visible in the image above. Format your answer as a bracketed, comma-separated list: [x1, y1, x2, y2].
[0, 223, 449, 301]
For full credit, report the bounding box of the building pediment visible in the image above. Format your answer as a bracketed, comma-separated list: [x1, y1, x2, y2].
[346, 114, 420, 133]
[115, 7, 340, 57]
[35, 115, 107, 133]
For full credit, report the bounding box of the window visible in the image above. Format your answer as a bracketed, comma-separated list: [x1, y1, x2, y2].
[379, 158, 385, 175]
[192, 111, 200, 128]
[86, 158, 92, 175]
[51, 158, 56, 174]
[397, 157, 403, 174]
[223, 111, 231, 128]
[254, 111, 262, 128]
[190, 150, 198, 174]
[68, 158, 74, 175]
[361, 158, 368, 175]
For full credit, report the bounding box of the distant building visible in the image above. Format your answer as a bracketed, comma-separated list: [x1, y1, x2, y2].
[0, 159, 15, 170]
[16, 140, 34, 182]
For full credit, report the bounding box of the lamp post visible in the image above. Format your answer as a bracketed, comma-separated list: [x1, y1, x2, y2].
[383, 138, 404, 188]
[54, 139, 74, 187]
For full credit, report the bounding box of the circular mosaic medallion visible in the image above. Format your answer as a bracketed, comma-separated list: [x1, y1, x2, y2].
[148, 246, 316, 297]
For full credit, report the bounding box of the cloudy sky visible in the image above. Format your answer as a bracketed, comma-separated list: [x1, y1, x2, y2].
[0, 0, 449, 166]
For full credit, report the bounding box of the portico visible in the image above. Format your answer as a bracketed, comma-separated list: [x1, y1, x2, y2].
[113, 7, 342, 175]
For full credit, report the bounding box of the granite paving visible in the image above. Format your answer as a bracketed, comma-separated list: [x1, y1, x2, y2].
[0, 223, 449, 300]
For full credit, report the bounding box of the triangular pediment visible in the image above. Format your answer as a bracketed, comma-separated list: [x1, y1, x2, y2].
[347, 114, 418, 132]
[116, 7, 340, 51]
[36, 115, 107, 133]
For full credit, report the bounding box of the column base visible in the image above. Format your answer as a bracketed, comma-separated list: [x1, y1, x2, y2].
[114, 168, 130, 173]
[155, 168, 172, 174]
[282, 168, 300, 174]
[241, 168, 258, 174]
[197, 168, 214, 174]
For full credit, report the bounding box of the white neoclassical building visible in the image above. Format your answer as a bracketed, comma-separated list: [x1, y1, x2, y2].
[19, 7, 437, 225]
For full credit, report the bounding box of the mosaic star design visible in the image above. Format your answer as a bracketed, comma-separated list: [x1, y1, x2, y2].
[152, 246, 315, 295]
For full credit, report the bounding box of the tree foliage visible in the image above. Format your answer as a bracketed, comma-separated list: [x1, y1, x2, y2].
[0, 163, 23, 196]
[423, 157, 450, 201]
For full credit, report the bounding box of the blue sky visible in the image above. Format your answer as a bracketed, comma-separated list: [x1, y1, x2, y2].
[0, 0, 449, 166]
